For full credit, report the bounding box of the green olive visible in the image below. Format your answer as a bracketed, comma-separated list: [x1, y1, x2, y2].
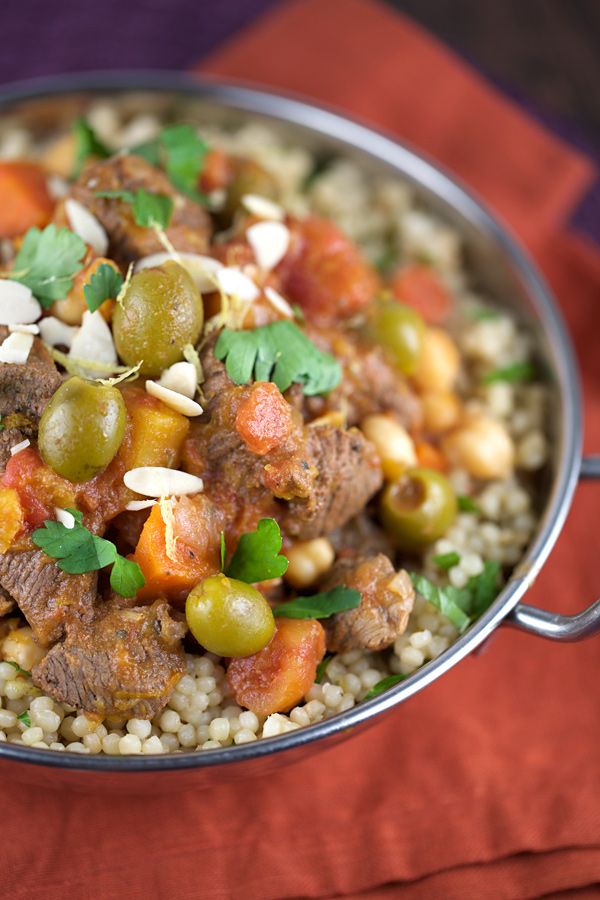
[368, 299, 425, 375]
[186, 574, 275, 657]
[380, 466, 457, 551]
[219, 157, 279, 227]
[112, 262, 203, 378]
[38, 377, 126, 482]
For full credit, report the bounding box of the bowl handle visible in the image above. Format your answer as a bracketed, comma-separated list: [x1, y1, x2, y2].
[505, 455, 600, 641]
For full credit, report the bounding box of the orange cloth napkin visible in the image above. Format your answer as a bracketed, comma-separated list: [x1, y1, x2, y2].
[4, 2, 600, 898]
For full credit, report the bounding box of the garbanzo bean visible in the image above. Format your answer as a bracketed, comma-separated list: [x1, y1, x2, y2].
[442, 414, 514, 479]
[361, 414, 417, 481]
[421, 391, 462, 434]
[284, 538, 335, 589]
[2, 627, 46, 671]
[412, 327, 460, 393]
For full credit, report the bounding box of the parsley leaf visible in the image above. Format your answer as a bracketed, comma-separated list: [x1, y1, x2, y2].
[220, 531, 227, 571]
[364, 673, 406, 700]
[272, 586, 361, 620]
[17, 711, 31, 728]
[226, 518, 288, 583]
[433, 551, 461, 571]
[215, 321, 342, 396]
[483, 361, 537, 384]
[458, 495, 480, 514]
[32, 509, 145, 599]
[83, 263, 124, 313]
[469, 560, 501, 618]
[95, 189, 173, 229]
[7, 661, 30, 677]
[71, 118, 110, 178]
[315, 654, 334, 683]
[12, 225, 86, 307]
[467, 306, 500, 322]
[410, 561, 501, 633]
[131, 124, 208, 202]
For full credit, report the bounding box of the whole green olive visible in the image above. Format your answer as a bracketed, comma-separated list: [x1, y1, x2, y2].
[185, 573, 275, 657]
[368, 298, 425, 375]
[219, 157, 280, 228]
[113, 261, 203, 378]
[380, 466, 457, 551]
[38, 376, 127, 482]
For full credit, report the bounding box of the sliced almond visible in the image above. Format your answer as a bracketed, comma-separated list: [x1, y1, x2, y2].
[65, 198, 109, 256]
[264, 286, 294, 318]
[39, 316, 77, 349]
[123, 467, 204, 498]
[241, 194, 285, 221]
[247, 221, 290, 271]
[9, 323, 40, 335]
[69, 310, 117, 377]
[158, 361, 197, 399]
[55, 507, 76, 529]
[9, 438, 30, 456]
[145, 380, 203, 417]
[125, 499, 157, 512]
[0, 331, 34, 364]
[135, 252, 223, 293]
[215, 266, 260, 301]
[0, 280, 42, 326]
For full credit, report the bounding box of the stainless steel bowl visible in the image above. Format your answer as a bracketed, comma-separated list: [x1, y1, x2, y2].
[0, 72, 598, 792]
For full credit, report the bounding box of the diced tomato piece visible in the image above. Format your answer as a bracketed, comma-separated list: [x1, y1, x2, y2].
[0, 162, 54, 238]
[0, 487, 25, 551]
[414, 440, 448, 472]
[199, 147, 233, 194]
[277, 216, 379, 324]
[2, 447, 75, 528]
[235, 382, 293, 456]
[133, 495, 222, 607]
[390, 264, 453, 325]
[227, 618, 326, 716]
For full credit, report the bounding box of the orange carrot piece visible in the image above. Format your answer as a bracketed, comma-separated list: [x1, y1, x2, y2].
[235, 382, 293, 456]
[0, 162, 54, 238]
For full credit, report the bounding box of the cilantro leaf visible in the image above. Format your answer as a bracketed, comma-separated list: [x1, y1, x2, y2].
[32, 511, 145, 598]
[226, 518, 288, 583]
[12, 225, 86, 307]
[95, 189, 173, 229]
[72, 118, 110, 178]
[467, 306, 500, 322]
[17, 711, 31, 728]
[83, 263, 123, 313]
[410, 572, 471, 632]
[7, 661, 30, 678]
[161, 124, 208, 201]
[110, 555, 146, 598]
[433, 551, 461, 571]
[220, 531, 227, 571]
[315, 654, 333, 683]
[468, 560, 501, 618]
[364, 673, 406, 700]
[483, 361, 537, 384]
[215, 321, 342, 397]
[272, 586, 361, 620]
[458, 495, 480, 514]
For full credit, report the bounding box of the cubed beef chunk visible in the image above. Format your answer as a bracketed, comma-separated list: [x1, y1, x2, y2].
[319, 554, 414, 652]
[33, 601, 187, 718]
[70, 154, 211, 266]
[0, 586, 14, 618]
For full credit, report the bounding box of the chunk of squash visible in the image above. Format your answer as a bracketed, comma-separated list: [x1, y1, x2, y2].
[121, 387, 190, 471]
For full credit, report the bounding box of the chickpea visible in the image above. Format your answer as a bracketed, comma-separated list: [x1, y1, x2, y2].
[421, 391, 462, 434]
[361, 414, 417, 481]
[41, 133, 76, 177]
[284, 538, 335, 589]
[442, 414, 514, 480]
[2, 627, 46, 671]
[412, 327, 460, 393]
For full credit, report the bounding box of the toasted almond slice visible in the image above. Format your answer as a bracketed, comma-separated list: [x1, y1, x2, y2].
[125, 499, 157, 512]
[8, 323, 40, 335]
[247, 221, 290, 271]
[158, 361, 197, 399]
[0, 331, 34, 364]
[65, 198, 109, 256]
[0, 280, 42, 326]
[135, 252, 223, 293]
[123, 467, 204, 498]
[146, 380, 203, 417]
[241, 194, 285, 221]
[9, 438, 30, 456]
[264, 286, 294, 318]
[215, 266, 260, 301]
[39, 316, 77, 349]
[55, 507, 76, 529]
[69, 310, 117, 376]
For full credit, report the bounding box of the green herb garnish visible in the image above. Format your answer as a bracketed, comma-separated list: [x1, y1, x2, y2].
[433, 551, 461, 571]
[220, 531, 227, 571]
[131, 124, 208, 203]
[71, 118, 110, 178]
[469, 560, 501, 618]
[225, 518, 288, 583]
[272, 586, 361, 620]
[17, 711, 31, 728]
[95, 189, 173, 229]
[0, 415, 3, 432]
[458, 495, 480, 514]
[215, 321, 342, 396]
[467, 307, 500, 322]
[32, 509, 145, 598]
[315, 654, 334, 683]
[482, 361, 537, 384]
[11, 225, 86, 307]
[7, 661, 30, 677]
[83, 262, 124, 313]
[410, 560, 501, 633]
[291, 304, 305, 324]
[364, 673, 406, 700]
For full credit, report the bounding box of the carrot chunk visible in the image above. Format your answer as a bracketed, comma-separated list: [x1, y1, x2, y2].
[235, 382, 293, 456]
[0, 162, 54, 238]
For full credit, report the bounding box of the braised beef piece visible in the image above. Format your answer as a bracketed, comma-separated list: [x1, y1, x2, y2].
[33, 601, 187, 719]
[330, 511, 395, 561]
[319, 554, 414, 652]
[0, 550, 97, 646]
[0, 329, 63, 466]
[70, 154, 212, 266]
[0, 587, 14, 618]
